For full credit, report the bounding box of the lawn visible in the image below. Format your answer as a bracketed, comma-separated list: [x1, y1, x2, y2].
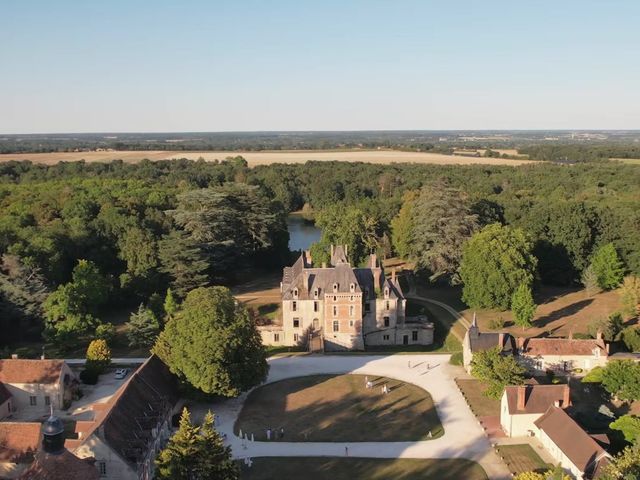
[239, 457, 488, 480]
[235, 374, 443, 442]
[455, 379, 501, 417]
[496, 444, 552, 475]
[405, 299, 463, 352]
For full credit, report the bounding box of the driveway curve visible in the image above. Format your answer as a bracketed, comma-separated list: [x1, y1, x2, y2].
[210, 354, 509, 480]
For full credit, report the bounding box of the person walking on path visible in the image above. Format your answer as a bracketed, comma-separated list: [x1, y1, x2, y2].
[279, 427, 284, 439]
[345, 446, 349, 457]
[266, 428, 272, 440]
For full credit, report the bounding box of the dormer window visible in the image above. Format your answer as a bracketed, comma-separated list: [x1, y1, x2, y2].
[384, 287, 389, 299]
[349, 283, 355, 293]
[313, 288, 319, 299]
[293, 288, 299, 299]
[333, 283, 338, 293]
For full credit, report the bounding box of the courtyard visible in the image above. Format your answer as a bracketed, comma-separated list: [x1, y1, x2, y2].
[235, 374, 443, 442]
[210, 354, 510, 480]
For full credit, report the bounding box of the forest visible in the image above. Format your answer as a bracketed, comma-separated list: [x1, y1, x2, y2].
[0, 157, 639, 351]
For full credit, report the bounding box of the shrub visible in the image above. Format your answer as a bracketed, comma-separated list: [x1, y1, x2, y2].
[621, 327, 640, 352]
[80, 365, 100, 385]
[95, 323, 117, 343]
[449, 351, 463, 365]
[86, 339, 111, 373]
[488, 317, 505, 330]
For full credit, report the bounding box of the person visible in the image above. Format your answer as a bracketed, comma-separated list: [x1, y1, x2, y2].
[366, 380, 372, 389]
[408, 360, 411, 368]
[345, 445, 349, 456]
[426, 362, 430, 370]
[266, 428, 271, 440]
[280, 427, 285, 439]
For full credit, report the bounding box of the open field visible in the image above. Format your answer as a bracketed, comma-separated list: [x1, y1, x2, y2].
[239, 457, 488, 480]
[496, 444, 552, 475]
[0, 149, 538, 166]
[235, 373, 442, 442]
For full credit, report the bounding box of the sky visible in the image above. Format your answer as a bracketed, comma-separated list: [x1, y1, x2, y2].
[1, 0, 640, 133]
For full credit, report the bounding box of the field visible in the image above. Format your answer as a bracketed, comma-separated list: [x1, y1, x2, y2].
[235, 374, 443, 442]
[0, 149, 538, 166]
[239, 457, 488, 480]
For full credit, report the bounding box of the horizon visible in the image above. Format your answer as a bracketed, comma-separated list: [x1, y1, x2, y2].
[2, 1, 640, 133]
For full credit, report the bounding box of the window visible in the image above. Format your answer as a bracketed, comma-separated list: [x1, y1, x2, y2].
[349, 320, 354, 327]
[333, 320, 339, 332]
[44, 396, 51, 406]
[384, 287, 389, 298]
[383, 334, 390, 341]
[29, 396, 37, 406]
[412, 331, 418, 341]
[383, 316, 390, 327]
[293, 333, 299, 342]
[385, 300, 390, 311]
[313, 288, 319, 299]
[292, 301, 297, 312]
[333, 305, 337, 317]
[293, 318, 300, 328]
[99, 462, 107, 476]
[349, 305, 354, 317]
[274, 333, 280, 342]
[333, 295, 337, 302]
[293, 288, 299, 298]
[333, 283, 338, 292]
[350, 295, 354, 302]
[350, 283, 355, 293]
[313, 301, 319, 312]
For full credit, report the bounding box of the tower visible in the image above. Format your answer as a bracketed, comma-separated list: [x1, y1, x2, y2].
[41, 414, 65, 455]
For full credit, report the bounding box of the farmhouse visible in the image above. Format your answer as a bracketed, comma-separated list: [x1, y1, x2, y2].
[500, 384, 570, 437]
[265, 246, 434, 351]
[0, 358, 78, 417]
[462, 315, 516, 373]
[517, 335, 609, 374]
[534, 406, 610, 479]
[66, 355, 181, 480]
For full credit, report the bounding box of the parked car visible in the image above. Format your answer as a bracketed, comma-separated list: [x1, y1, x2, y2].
[114, 368, 129, 380]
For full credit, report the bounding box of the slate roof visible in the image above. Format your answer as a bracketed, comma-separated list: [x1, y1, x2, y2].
[0, 422, 40, 463]
[504, 384, 570, 415]
[468, 331, 516, 354]
[534, 406, 610, 477]
[0, 360, 65, 384]
[19, 450, 99, 480]
[68, 355, 180, 468]
[521, 337, 607, 357]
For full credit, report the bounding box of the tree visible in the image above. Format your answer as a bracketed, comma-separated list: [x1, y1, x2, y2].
[621, 327, 640, 352]
[153, 286, 268, 397]
[158, 230, 210, 298]
[620, 275, 640, 318]
[581, 265, 600, 295]
[514, 466, 571, 480]
[164, 288, 179, 320]
[588, 312, 624, 342]
[600, 361, 640, 401]
[597, 444, 640, 480]
[610, 415, 640, 444]
[95, 323, 116, 343]
[155, 408, 238, 480]
[408, 183, 479, 283]
[461, 224, 538, 310]
[391, 190, 417, 259]
[512, 284, 536, 330]
[86, 339, 111, 372]
[590, 243, 625, 290]
[126, 304, 160, 348]
[470, 346, 526, 399]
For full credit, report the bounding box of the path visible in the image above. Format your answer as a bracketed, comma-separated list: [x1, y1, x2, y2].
[64, 357, 147, 365]
[208, 354, 510, 480]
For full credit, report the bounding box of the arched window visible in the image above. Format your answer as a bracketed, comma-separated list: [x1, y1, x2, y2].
[293, 288, 298, 299]
[333, 283, 338, 293]
[349, 283, 355, 293]
[384, 286, 389, 299]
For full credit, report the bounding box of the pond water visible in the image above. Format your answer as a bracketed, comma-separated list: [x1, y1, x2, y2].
[287, 214, 321, 252]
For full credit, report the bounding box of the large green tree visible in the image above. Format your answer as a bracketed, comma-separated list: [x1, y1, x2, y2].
[155, 408, 239, 480]
[511, 284, 536, 330]
[589, 243, 625, 290]
[600, 360, 640, 401]
[460, 224, 538, 310]
[470, 346, 525, 398]
[126, 304, 160, 348]
[153, 286, 268, 397]
[610, 415, 640, 444]
[158, 231, 210, 298]
[391, 190, 417, 259]
[407, 183, 479, 283]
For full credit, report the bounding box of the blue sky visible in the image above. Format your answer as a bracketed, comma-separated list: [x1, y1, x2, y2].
[1, 1, 640, 133]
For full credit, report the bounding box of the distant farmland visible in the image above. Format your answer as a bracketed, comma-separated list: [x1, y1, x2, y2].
[0, 149, 538, 167]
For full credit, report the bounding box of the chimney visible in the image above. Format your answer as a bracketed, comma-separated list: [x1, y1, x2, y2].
[562, 385, 571, 408]
[517, 337, 526, 350]
[11, 353, 18, 359]
[498, 333, 505, 348]
[303, 271, 309, 291]
[391, 268, 396, 283]
[370, 253, 378, 269]
[373, 268, 381, 293]
[596, 330, 603, 341]
[517, 385, 527, 411]
[321, 262, 327, 269]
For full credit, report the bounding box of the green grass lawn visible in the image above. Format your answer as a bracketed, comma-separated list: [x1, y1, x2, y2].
[455, 379, 501, 417]
[235, 374, 443, 442]
[496, 444, 552, 475]
[239, 457, 488, 480]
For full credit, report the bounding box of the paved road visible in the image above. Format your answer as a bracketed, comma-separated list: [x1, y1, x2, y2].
[210, 354, 510, 480]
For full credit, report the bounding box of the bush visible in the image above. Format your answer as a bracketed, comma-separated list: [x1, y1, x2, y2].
[449, 351, 463, 365]
[488, 317, 505, 330]
[86, 339, 111, 373]
[95, 323, 117, 343]
[80, 366, 100, 385]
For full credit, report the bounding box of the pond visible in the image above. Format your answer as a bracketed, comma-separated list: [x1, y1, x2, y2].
[287, 214, 321, 252]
